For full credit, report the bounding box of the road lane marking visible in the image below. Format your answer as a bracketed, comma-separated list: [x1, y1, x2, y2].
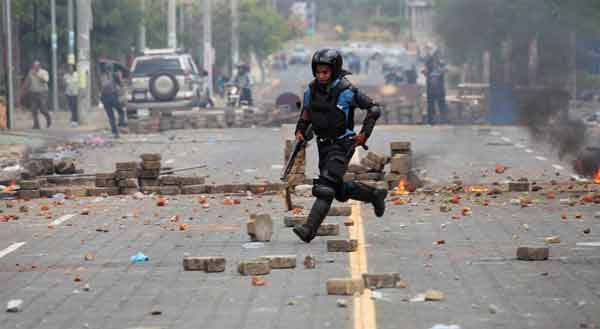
[50, 213, 77, 226]
[501, 137, 511, 142]
[0, 242, 26, 259]
[535, 156, 548, 161]
[525, 149, 534, 153]
[348, 203, 376, 329]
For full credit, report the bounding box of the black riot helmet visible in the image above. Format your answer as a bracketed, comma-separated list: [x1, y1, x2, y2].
[311, 48, 343, 79]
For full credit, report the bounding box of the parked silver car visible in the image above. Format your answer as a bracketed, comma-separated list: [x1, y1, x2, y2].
[127, 49, 209, 112]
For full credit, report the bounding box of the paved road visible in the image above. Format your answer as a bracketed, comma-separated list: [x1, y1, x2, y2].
[1, 124, 599, 329]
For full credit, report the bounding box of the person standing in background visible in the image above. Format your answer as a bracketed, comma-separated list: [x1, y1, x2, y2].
[63, 65, 79, 127]
[21, 61, 52, 129]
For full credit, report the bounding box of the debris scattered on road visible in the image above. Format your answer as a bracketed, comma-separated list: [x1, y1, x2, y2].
[336, 299, 348, 308]
[544, 236, 561, 244]
[517, 246, 549, 260]
[326, 278, 365, 295]
[242, 242, 265, 249]
[150, 309, 162, 315]
[251, 276, 266, 286]
[83, 252, 95, 261]
[488, 304, 501, 314]
[6, 299, 23, 312]
[576, 242, 600, 247]
[73, 275, 82, 282]
[131, 252, 149, 263]
[583, 228, 591, 234]
[424, 289, 444, 301]
[83, 283, 91, 292]
[429, 324, 461, 329]
[304, 255, 316, 269]
[247, 214, 273, 242]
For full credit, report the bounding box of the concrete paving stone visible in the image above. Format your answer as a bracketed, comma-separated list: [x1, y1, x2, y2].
[366, 151, 388, 165]
[19, 180, 40, 189]
[181, 184, 208, 194]
[328, 205, 352, 216]
[142, 186, 162, 194]
[247, 214, 273, 242]
[326, 278, 365, 295]
[390, 154, 411, 174]
[87, 187, 120, 196]
[159, 175, 180, 186]
[362, 273, 404, 289]
[516, 246, 549, 260]
[18, 189, 40, 199]
[138, 169, 161, 178]
[238, 259, 271, 276]
[316, 223, 340, 236]
[360, 156, 384, 172]
[95, 172, 116, 179]
[118, 178, 139, 188]
[258, 255, 296, 269]
[284, 215, 307, 227]
[95, 178, 117, 187]
[179, 176, 206, 186]
[115, 161, 139, 171]
[159, 186, 180, 195]
[327, 239, 358, 252]
[509, 181, 530, 192]
[141, 161, 162, 170]
[141, 153, 162, 162]
[116, 170, 138, 179]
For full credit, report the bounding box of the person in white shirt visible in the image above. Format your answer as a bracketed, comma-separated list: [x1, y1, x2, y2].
[63, 65, 79, 127]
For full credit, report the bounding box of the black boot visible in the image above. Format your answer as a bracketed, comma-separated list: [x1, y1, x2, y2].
[347, 182, 388, 217]
[293, 197, 332, 243]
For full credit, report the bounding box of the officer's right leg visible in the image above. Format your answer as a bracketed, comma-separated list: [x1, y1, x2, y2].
[293, 180, 335, 243]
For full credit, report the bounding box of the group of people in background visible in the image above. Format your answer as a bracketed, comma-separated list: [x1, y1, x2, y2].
[18, 59, 126, 138]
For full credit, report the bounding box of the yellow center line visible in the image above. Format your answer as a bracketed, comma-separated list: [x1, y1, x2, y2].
[349, 202, 377, 329]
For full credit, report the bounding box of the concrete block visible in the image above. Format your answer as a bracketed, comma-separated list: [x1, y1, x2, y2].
[509, 181, 530, 192]
[366, 151, 387, 165]
[326, 278, 365, 295]
[19, 180, 40, 190]
[183, 256, 207, 271]
[247, 214, 273, 242]
[316, 223, 340, 236]
[328, 206, 352, 216]
[96, 172, 116, 180]
[348, 164, 368, 174]
[87, 187, 120, 196]
[140, 153, 161, 162]
[362, 273, 404, 289]
[179, 176, 205, 186]
[205, 257, 226, 272]
[181, 185, 208, 195]
[159, 175, 180, 186]
[390, 154, 411, 174]
[159, 186, 180, 195]
[238, 259, 271, 276]
[327, 239, 358, 252]
[116, 162, 138, 171]
[360, 157, 384, 172]
[118, 178, 138, 188]
[139, 179, 160, 187]
[19, 189, 40, 200]
[141, 161, 161, 170]
[120, 188, 139, 195]
[516, 246, 549, 261]
[284, 215, 307, 227]
[258, 255, 296, 269]
[115, 170, 138, 180]
[138, 169, 160, 178]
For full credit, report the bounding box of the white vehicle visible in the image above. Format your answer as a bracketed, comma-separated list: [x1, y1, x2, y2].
[127, 49, 210, 113]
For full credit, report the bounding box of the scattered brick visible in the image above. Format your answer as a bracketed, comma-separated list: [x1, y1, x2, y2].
[238, 259, 271, 276]
[316, 223, 340, 236]
[327, 239, 358, 252]
[517, 246, 549, 261]
[326, 278, 365, 295]
[247, 214, 273, 242]
[362, 273, 404, 289]
[258, 255, 296, 269]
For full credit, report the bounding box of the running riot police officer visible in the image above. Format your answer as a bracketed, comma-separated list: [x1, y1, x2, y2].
[293, 48, 388, 243]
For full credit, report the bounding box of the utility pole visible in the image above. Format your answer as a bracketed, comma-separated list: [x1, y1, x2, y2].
[4, 0, 13, 129]
[67, 0, 75, 66]
[50, 0, 59, 112]
[203, 0, 213, 97]
[168, 0, 177, 49]
[231, 0, 239, 71]
[138, 0, 146, 53]
[77, 0, 92, 122]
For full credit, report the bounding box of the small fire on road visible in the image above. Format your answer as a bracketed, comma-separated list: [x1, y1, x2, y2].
[392, 179, 410, 196]
[594, 168, 600, 184]
[465, 186, 489, 193]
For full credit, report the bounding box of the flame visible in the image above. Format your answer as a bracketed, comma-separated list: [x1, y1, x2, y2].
[392, 179, 410, 196]
[595, 168, 600, 184]
[465, 186, 489, 193]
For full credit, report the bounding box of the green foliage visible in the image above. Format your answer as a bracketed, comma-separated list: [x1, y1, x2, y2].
[239, 0, 292, 61]
[92, 0, 143, 58]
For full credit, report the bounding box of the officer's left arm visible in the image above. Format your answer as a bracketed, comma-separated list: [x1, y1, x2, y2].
[353, 89, 381, 139]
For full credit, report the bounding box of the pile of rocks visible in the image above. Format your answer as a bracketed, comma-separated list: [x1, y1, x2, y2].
[343, 141, 416, 190]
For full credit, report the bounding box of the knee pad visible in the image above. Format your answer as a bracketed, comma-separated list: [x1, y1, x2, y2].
[335, 181, 355, 202]
[312, 183, 335, 200]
